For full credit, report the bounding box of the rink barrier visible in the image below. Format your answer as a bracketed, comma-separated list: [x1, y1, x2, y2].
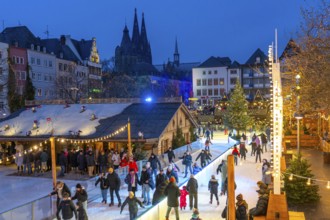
[135, 137, 237, 220]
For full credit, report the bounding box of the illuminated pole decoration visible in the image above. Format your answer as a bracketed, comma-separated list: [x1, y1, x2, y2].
[268, 42, 283, 195]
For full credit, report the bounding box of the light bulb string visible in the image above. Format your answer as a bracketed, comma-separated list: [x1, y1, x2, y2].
[282, 171, 329, 183]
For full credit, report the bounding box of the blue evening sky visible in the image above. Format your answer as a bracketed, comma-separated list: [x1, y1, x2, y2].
[0, 0, 320, 64]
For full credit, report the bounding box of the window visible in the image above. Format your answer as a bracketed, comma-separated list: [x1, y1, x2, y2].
[214, 78, 218, 85]
[64, 64, 68, 71]
[37, 58, 41, 65]
[196, 89, 201, 96]
[31, 57, 35, 64]
[202, 79, 207, 86]
[219, 78, 224, 85]
[59, 63, 63, 71]
[37, 73, 41, 81]
[37, 88, 42, 96]
[202, 71, 206, 75]
[49, 75, 53, 81]
[220, 88, 225, 96]
[0, 85, 3, 92]
[202, 89, 207, 96]
[214, 89, 219, 96]
[44, 90, 48, 96]
[44, 60, 47, 67]
[0, 101, 4, 109]
[16, 57, 19, 64]
[208, 89, 213, 96]
[49, 60, 53, 67]
[230, 69, 237, 74]
[44, 75, 48, 81]
[0, 67, 2, 76]
[208, 79, 212, 86]
[20, 71, 26, 80]
[230, 77, 237, 85]
[0, 51, 2, 59]
[20, 57, 24, 64]
[32, 72, 36, 79]
[214, 70, 218, 74]
[208, 70, 212, 75]
[256, 57, 260, 63]
[196, 79, 201, 86]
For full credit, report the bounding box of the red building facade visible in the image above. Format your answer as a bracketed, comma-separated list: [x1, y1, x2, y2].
[9, 46, 27, 95]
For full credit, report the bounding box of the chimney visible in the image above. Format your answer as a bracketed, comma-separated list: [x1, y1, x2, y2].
[60, 35, 66, 45]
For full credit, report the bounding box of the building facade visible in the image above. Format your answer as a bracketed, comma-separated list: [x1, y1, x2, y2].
[241, 48, 270, 100]
[0, 42, 9, 116]
[192, 56, 234, 106]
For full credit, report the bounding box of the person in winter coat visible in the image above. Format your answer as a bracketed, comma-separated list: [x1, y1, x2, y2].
[180, 186, 189, 210]
[260, 133, 268, 152]
[98, 151, 108, 174]
[15, 150, 24, 175]
[95, 173, 109, 204]
[120, 153, 128, 167]
[249, 189, 269, 220]
[68, 149, 78, 173]
[205, 150, 212, 164]
[208, 175, 219, 205]
[128, 156, 138, 173]
[164, 177, 181, 220]
[58, 151, 68, 177]
[107, 150, 114, 168]
[49, 181, 71, 208]
[146, 162, 155, 189]
[166, 166, 179, 184]
[255, 144, 263, 163]
[56, 192, 77, 220]
[232, 145, 240, 166]
[125, 169, 140, 195]
[192, 163, 202, 175]
[165, 147, 175, 165]
[71, 183, 88, 211]
[261, 159, 271, 186]
[112, 151, 121, 169]
[190, 209, 202, 220]
[77, 151, 85, 175]
[140, 165, 152, 205]
[23, 150, 33, 175]
[107, 167, 121, 207]
[148, 153, 161, 179]
[236, 194, 248, 220]
[152, 179, 169, 205]
[217, 160, 227, 193]
[250, 134, 257, 156]
[195, 150, 210, 168]
[40, 149, 48, 173]
[86, 151, 95, 177]
[239, 139, 247, 161]
[76, 201, 88, 220]
[179, 152, 193, 178]
[221, 177, 237, 196]
[120, 191, 145, 220]
[156, 168, 167, 188]
[186, 174, 198, 210]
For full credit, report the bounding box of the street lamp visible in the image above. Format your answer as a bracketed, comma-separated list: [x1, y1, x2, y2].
[295, 74, 303, 154]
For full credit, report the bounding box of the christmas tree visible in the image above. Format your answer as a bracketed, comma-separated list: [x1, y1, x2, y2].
[24, 66, 35, 101]
[223, 81, 252, 135]
[284, 154, 320, 205]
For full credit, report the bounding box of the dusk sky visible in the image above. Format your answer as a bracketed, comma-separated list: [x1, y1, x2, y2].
[0, 0, 320, 64]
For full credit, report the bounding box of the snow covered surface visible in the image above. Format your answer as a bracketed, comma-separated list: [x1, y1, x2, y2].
[0, 104, 131, 137]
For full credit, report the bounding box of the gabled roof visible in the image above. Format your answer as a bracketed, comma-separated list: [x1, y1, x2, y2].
[245, 48, 267, 65]
[41, 39, 80, 62]
[279, 39, 300, 60]
[197, 56, 232, 68]
[229, 61, 240, 68]
[71, 39, 93, 61]
[0, 26, 41, 48]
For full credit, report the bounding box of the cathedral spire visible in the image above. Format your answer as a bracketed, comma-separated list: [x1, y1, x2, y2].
[132, 8, 140, 54]
[174, 37, 180, 67]
[140, 13, 148, 48]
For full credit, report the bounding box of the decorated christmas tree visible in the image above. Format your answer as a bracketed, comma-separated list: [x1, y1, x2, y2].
[284, 154, 320, 205]
[223, 81, 252, 135]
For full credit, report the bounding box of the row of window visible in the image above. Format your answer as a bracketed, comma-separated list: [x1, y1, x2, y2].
[32, 72, 54, 82]
[36, 88, 55, 97]
[202, 69, 238, 75]
[30, 57, 53, 68]
[58, 63, 75, 73]
[16, 71, 26, 80]
[12, 56, 24, 65]
[196, 77, 237, 86]
[196, 88, 226, 96]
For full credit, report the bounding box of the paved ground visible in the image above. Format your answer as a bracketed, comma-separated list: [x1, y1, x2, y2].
[288, 148, 330, 220]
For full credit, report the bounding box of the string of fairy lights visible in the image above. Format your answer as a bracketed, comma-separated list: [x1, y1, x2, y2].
[283, 171, 330, 189]
[0, 124, 128, 164]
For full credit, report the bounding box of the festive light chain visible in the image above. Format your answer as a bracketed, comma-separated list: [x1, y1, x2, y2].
[283, 171, 330, 189]
[0, 124, 128, 164]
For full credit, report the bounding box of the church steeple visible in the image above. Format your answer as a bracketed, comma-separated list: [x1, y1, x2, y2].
[140, 13, 148, 47]
[132, 8, 140, 54]
[174, 37, 180, 67]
